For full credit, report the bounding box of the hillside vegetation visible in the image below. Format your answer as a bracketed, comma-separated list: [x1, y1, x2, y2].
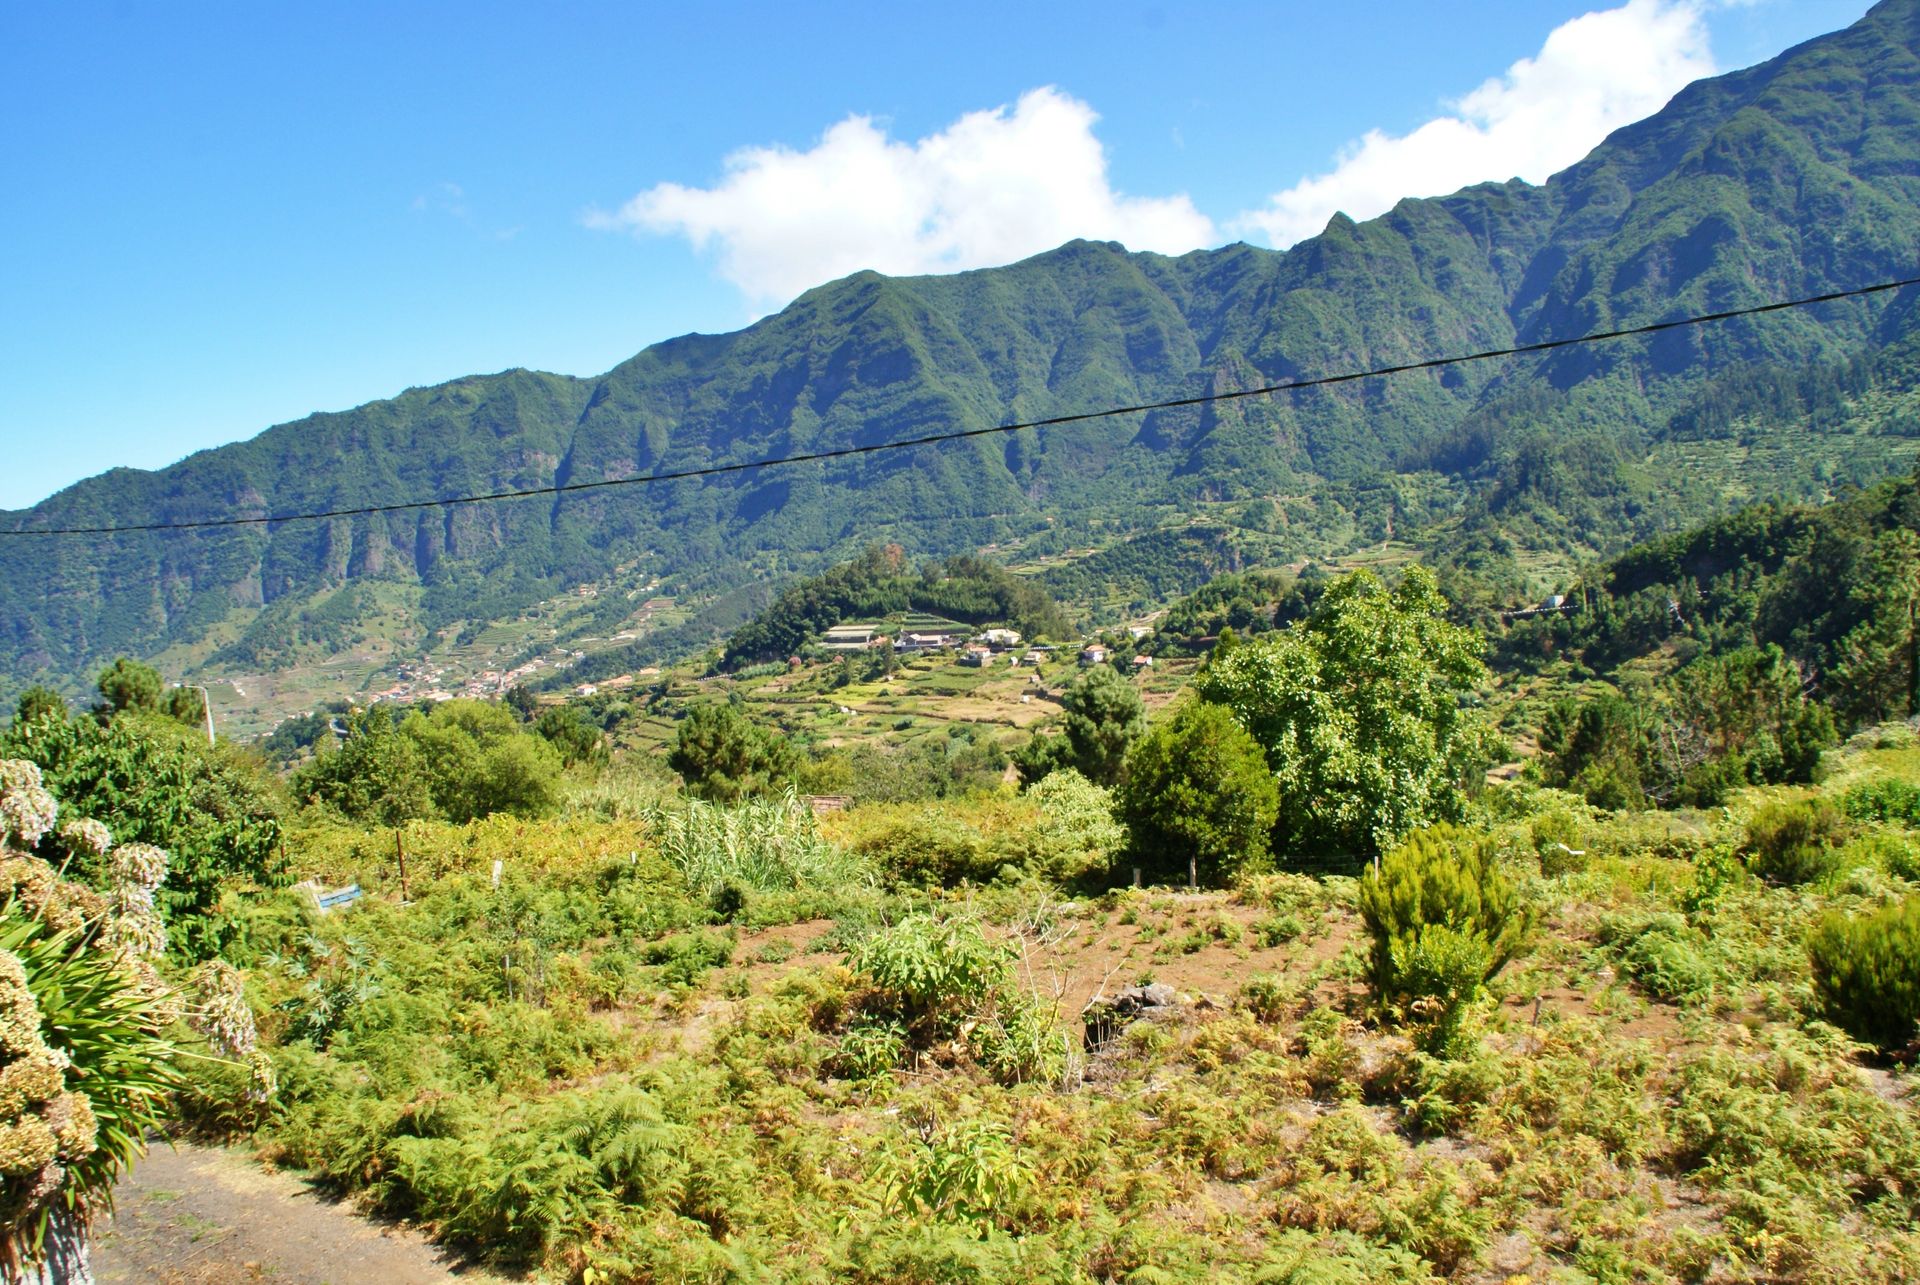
[9, 1, 1920, 716]
[0, 468, 1917, 1281]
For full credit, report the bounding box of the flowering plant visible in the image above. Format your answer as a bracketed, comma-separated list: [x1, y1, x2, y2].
[0, 759, 269, 1280]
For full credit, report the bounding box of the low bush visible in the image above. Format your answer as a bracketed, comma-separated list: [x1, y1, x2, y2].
[640, 930, 734, 990]
[846, 915, 1059, 1084]
[851, 915, 1008, 1025]
[1239, 973, 1297, 1024]
[1357, 826, 1530, 1052]
[1806, 897, 1920, 1052]
[1743, 798, 1851, 886]
[1839, 831, 1920, 881]
[1841, 778, 1920, 828]
[1597, 911, 1718, 1002]
[827, 793, 1102, 888]
[1253, 912, 1304, 947]
[1528, 807, 1588, 876]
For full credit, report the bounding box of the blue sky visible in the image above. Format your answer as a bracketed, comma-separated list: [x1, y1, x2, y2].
[0, 0, 1872, 509]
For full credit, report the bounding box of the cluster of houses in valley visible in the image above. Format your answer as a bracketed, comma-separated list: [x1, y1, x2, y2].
[818, 622, 1156, 672]
[364, 648, 587, 708]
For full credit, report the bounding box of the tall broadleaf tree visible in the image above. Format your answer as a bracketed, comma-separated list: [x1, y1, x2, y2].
[1196, 566, 1497, 863]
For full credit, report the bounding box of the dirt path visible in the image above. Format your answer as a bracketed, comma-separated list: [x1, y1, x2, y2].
[93, 1141, 512, 1285]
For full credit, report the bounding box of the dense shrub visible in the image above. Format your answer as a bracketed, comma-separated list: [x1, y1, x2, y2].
[532, 705, 604, 767]
[1022, 769, 1125, 886]
[666, 702, 797, 803]
[1742, 798, 1852, 885]
[1807, 897, 1920, 1052]
[1357, 826, 1530, 1052]
[833, 734, 1010, 804]
[1597, 911, 1718, 1002]
[851, 915, 1010, 1025]
[1841, 778, 1920, 827]
[641, 930, 734, 990]
[1536, 694, 1654, 810]
[292, 701, 565, 826]
[827, 793, 1105, 889]
[2, 711, 284, 956]
[1119, 701, 1279, 887]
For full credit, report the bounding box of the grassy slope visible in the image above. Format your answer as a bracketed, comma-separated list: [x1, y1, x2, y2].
[205, 732, 1920, 1283]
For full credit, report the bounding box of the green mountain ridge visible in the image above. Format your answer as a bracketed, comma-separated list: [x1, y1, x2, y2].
[9, 0, 1920, 708]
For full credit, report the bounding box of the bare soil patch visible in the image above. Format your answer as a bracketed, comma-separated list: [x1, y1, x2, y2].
[93, 1141, 511, 1285]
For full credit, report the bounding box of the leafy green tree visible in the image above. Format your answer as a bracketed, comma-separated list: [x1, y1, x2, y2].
[1118, 701, 1279, 887]
[1819, 527, 1920, 725]
[292, 707, 435, 828]
[1, 711, 284, 957]
[158, 684, 207, 730]
[1666, 645, 1834, 800]
[503, 685, 539, 721]
[1538, 694, 1653, 809]
[1058, 666, 1146, 788]
[1010, 733, 1075, 787]
[395, 700, 562, 822]
[94, 657, 161, 716]
[464, 736, 565, 819]
[668, 703, 797, 803]
[534, 705, 604, 768]
[11, 686, 66, 727]
[1541, 646, 1834, 810]
[1196, 566, 1496, 863]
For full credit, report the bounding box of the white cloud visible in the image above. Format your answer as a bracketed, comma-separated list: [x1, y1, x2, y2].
[589, 87, 1217, 309]
[1238, 0, 1716, 248]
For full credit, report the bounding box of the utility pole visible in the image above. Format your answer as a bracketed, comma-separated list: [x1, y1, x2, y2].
[172, 682, 215, 746]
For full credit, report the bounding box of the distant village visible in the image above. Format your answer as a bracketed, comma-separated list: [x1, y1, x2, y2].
[357, 594, 677, 708]
[821, 621, 1156, 671]
[348, 586, 1167, 718]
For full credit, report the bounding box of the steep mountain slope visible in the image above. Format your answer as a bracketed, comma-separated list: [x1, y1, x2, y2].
[7, 0, 1920, 703]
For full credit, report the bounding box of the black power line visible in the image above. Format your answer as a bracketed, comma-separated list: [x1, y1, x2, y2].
[8, 273, 1916, 538]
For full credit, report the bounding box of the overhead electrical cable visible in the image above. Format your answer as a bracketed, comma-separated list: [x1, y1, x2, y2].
[7, 272, 1917, 538]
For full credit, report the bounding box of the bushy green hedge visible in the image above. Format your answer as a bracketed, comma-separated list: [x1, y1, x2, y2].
[1119, 701, 1278, 888]
[1807, 897, 1920, 1052]
[1, 710, 284, 956]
